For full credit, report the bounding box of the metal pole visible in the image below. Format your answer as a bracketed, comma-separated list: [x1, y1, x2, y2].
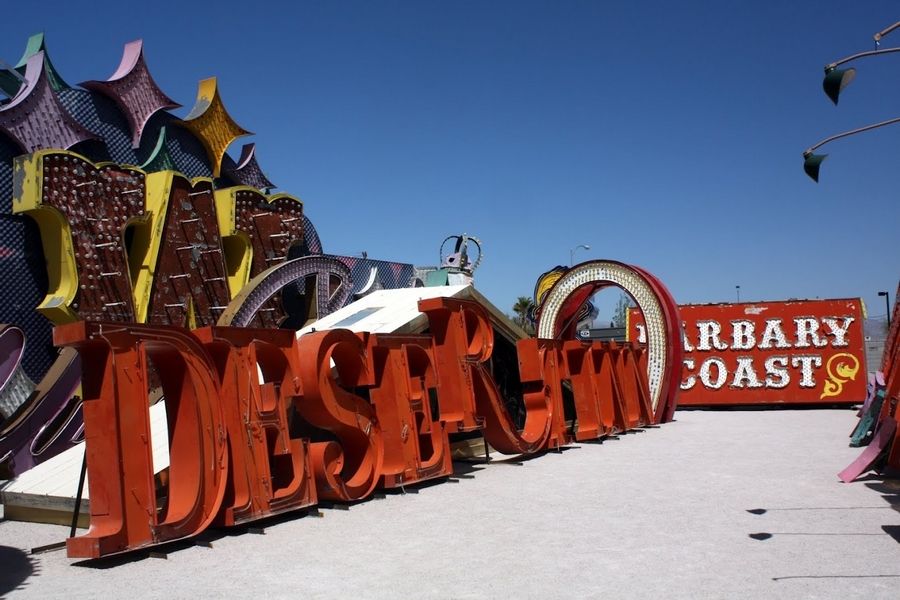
[874, 21, 900, 44]
[70, 448, 88, 537]
[888, 292, 892, 330]
[736, 285, 741, 302]
[804, 115, 900, 156]
[827, 45, 900, 69]
[880, 291, 892, 330]
[569, 244, 590, 266]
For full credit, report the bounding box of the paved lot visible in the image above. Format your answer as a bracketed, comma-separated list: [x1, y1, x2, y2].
[2, 408, 899, 599]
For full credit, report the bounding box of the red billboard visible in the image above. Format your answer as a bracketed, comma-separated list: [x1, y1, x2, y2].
[627, 298, 867, 406]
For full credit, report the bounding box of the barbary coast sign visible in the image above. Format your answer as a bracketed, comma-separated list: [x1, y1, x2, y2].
[628, 298, 866, 405]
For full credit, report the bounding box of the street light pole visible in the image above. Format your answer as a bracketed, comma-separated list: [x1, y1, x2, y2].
[803, 115, 900, 181]
[879, 290, 892, 330]
[803, 20, 900, 181]
[569, 244, 590, 266]
[736, 285, 741, 302]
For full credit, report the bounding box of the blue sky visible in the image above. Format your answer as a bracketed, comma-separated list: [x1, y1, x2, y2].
[2, 1, 898, 322]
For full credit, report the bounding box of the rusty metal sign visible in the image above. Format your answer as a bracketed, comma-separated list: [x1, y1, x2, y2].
[55, 298, 667, 558]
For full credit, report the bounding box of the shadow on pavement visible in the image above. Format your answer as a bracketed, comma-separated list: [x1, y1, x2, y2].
[749, 532, 886, 539]
[451, 460, 486, 477]
[748, 483, 900, 545]
[882, 525, 900, 544]
[773, 574, 900, 581]
[72, 507, 331, 568]
[0, 545, 36, 595]
[864, 481, 900, 505]
[865, 480, 900, 544]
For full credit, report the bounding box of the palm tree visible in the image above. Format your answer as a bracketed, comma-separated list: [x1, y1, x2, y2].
[612, 292, 635, 328]
[511, 296, 535, 334]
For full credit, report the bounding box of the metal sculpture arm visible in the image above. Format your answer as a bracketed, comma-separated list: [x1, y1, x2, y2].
[439, 234, 483, 274]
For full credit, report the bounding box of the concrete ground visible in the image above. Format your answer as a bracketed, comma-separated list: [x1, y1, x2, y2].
[2, 408, 899, 599]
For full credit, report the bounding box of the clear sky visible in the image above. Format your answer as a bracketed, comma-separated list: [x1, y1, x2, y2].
[2, 1, 898, 322]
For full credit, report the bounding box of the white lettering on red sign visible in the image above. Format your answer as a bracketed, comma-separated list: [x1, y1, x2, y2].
[659, 315, 856, 391]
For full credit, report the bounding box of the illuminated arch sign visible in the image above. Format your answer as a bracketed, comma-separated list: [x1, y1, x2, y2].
[535, 260, 683, 423]
[627, 298, 867, 405]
